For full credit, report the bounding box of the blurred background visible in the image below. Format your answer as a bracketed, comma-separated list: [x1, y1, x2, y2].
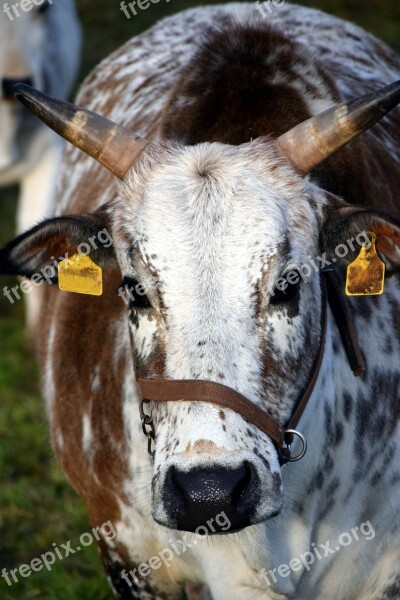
[0, 1, 399, 598]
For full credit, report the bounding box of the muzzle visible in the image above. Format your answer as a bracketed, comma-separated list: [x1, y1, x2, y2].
[136, 269, 365, 464]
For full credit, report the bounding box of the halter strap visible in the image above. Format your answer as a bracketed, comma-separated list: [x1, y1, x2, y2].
[137, 269, 365, 462]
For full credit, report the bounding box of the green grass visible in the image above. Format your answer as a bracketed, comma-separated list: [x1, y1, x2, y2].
[0, 1, 399, 598]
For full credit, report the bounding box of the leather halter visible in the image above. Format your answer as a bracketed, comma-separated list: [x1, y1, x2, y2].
[137, 268, 365, 463]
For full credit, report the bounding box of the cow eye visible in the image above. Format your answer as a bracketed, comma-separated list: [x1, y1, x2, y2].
[270, 271, 300, 305]
[120, 277, 152, 309]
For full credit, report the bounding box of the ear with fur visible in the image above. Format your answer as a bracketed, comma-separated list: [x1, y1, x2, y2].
[0, 211, 116, 280]
[321, 205, 400, 275]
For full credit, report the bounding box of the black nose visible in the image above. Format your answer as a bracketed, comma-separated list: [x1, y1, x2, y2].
[2, 77, 33, 100]
[162, 463, 261, 532]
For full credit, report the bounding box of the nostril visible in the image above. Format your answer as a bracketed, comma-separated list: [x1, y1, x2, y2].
[172, 464, 247, 509]
[161, 463, 261, 532]
[163, 466, 187, 523]
[2, 77, 34, 100]
[232, 461, 260, 516]
[172, 465, 246, 529]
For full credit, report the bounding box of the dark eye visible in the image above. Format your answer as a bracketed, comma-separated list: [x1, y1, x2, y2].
[270, 271, 301, 305]
[119, 277, 152, 309]
[38, 1, 51, 14]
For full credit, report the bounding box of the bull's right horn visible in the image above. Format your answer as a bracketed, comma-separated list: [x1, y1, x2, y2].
[277, 80, 400, 173]
[13, 84, 148, 180]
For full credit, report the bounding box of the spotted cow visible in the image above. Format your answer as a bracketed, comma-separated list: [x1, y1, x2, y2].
[1, 3, 400, 599]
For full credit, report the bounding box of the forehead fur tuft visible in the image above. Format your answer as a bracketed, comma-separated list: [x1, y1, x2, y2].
[120, 137, 309, 201]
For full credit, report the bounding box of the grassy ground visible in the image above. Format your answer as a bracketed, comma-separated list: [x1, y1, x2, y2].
[0, 1, 399, 598]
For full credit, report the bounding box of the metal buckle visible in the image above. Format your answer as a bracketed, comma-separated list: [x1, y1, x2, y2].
[281, 429, 307, 462]
[140, 399, 155, 457]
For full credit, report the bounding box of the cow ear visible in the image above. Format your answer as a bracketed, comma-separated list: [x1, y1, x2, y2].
[321, 206, 400, 275]
[0, 211, 116, 279]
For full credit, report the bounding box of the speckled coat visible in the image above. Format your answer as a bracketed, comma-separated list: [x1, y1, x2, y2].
[22, 3, 400, 599]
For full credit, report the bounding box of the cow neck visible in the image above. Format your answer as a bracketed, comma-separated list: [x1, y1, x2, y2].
[136, 268, 365, 463]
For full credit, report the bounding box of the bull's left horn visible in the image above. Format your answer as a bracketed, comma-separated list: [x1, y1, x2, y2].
[277, 80, 400, 173]
[13, 84, 148, 180]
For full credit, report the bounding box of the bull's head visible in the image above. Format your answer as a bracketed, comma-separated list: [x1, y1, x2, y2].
[1, 82, 400, 533]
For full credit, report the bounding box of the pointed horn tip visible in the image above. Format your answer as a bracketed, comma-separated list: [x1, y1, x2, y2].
[11, 83, 148, 179]
[12, 84, 46, 113]
[13, 82, 35, 100]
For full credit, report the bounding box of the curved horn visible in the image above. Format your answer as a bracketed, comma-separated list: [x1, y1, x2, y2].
[13, 84, 148, 180]
[277, 80, 400, 173]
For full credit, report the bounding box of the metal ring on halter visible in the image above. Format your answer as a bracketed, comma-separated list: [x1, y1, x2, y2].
[281, 429, 307, 462]
[140, 399, 156, 457]
[147, 435, 155, 457]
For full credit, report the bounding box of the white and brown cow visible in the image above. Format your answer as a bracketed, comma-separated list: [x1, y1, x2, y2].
[1, 3, 400, 599]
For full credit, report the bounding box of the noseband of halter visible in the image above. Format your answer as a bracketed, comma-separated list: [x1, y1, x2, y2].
[136, 269, 365, 464]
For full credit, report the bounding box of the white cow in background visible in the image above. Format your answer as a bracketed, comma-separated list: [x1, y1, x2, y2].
[0, 0, 81, 331]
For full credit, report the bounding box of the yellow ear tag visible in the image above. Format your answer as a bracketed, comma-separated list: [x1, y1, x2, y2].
[345, 232, 385, 296]
[58, 254, 103, 296]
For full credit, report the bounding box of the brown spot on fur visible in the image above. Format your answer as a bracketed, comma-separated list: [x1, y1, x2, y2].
[185, 439, 221, 457]
[39, 268, 130, 523]
[161, 24, 313, 146]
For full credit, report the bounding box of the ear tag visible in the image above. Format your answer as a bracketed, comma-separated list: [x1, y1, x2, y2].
[345, 232, 385, 296]
[58, 254, 103, 296]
